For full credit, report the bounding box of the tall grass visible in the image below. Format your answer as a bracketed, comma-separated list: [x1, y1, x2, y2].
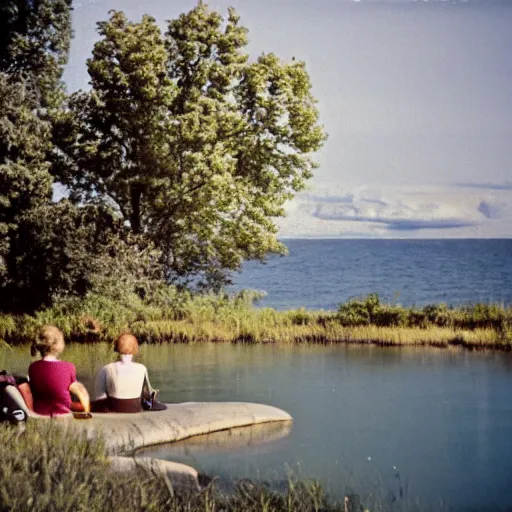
[0, 422, 362, 512]
[1, 292, 511, 350]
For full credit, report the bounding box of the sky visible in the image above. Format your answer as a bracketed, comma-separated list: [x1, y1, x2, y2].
[64, 0, 512, 238]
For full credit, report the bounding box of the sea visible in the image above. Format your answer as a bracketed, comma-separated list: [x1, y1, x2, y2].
[231, 239, 512, 310]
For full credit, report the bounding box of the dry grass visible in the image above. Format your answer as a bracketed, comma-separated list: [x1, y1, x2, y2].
[128, 319, 507, 350]
[0, 422, 358, 512]
[1, 292, 511, 351]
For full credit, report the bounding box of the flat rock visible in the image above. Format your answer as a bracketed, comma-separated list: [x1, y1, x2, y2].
[108, 455, 200, 488]
[47, 401, 292, 489]
[74, 401, 292, 454]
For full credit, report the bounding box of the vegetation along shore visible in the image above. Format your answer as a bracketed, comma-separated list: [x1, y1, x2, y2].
[0, 422, 360, 512]
[1, 292, 510, 350]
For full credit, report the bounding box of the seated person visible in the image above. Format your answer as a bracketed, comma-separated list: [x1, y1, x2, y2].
[91, 333, 165, 413]
[29, 325, 90, 417]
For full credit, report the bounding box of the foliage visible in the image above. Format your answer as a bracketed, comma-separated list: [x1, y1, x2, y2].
[55, 5, 326, 289]
[0, 422, 350, 512]
[337, 294, 512, 333]
[0, 3, 166, 313]
[1, 198, 165, 313]
[0, 0, 72, 109]
[0, 0, 84, 312]
[0, 74, 53, 297]
[1, 292, 511, 350]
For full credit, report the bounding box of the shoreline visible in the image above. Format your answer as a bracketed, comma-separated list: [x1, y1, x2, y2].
[1, 295, 511, 350]
[2, 323, 510, 351]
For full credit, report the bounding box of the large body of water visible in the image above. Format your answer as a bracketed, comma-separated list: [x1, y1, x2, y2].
[6, 240, 512, 510]
[231, 239, 512, 310]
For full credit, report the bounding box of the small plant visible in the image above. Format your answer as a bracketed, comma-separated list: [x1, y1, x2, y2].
[0, 422, 364, 512]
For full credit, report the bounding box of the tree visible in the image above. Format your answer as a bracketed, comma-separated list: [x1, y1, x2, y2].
[0, 1, 162, 312]
[55, 4, 326, 289]
[2, 201, 163, 312]
[0, 0, 75, 312]
[0, 74, 53, 285]
[0, 0, 73, 109]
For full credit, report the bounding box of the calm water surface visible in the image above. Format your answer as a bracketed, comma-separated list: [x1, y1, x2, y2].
[232, 239, 512, 310]
[4, 343, 512, 510]
[132, 344, 512, 512]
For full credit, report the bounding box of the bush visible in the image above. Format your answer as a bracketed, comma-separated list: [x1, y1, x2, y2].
[337, 299, 371, 326]
[373, 306, 408, 327]
[422, 303, 452, 328]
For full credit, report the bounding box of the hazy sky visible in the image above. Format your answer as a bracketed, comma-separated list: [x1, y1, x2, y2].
[65, 0, 512, 238]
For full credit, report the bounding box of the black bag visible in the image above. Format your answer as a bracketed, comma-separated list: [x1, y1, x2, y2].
[0, 371, 28, 424]
[141, 389, 167, 412]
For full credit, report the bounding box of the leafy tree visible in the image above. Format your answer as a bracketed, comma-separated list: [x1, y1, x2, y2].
[0, 0, 77, 311]
[2, 201, 163, 312]
[0, 1, 162, 312]
[0, 74, 53, 285]
[0, 0, 73, 109]
[55, 4, 326, 289]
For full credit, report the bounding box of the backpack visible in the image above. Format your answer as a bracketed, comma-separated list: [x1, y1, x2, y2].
[0, 371, 28, 424]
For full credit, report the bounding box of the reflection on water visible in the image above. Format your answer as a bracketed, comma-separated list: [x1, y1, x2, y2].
[138, 421, 292, 458]
[3, 343, 512, 510]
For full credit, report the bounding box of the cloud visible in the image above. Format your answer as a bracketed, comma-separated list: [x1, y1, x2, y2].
[477, 199, 512, 220]
[278, 183, 512, 238]
[386, 219, 476, 230]
[454, 182, 512, 191]
[312, 204, 475, 231]
[307, 185, 478, 231]
[300, 193, 355, 205]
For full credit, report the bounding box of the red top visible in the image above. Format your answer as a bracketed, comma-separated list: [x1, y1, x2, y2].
[28, 360, 77, 416]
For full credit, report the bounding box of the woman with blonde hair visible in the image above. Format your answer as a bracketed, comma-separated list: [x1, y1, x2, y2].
[28, 325, 90, 417]
[91, 333, 165, 413]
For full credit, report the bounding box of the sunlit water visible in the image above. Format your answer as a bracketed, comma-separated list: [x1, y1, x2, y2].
[5, 344, 507, 510]
[231, 239, 512, 310]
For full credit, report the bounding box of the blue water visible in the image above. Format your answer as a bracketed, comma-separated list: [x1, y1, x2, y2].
[232, 239, 512, 310]
[139, 344, 512, 512]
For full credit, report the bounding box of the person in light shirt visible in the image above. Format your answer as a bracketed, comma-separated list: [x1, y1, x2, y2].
[91, 333, 165, 413]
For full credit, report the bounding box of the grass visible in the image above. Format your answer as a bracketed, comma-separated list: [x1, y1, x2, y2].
[0, 422, 366, 512]
[0, 291, 511, 350]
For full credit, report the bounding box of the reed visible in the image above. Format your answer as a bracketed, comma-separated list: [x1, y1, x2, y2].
[0, 422, 360, 512]
[0, 292, 510, 350]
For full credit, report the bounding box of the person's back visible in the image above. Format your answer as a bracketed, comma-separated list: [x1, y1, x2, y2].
[29, 359, 76, 416]
[28, 325, 90, 417]
[93, 358, 148, 413]
[92, 333, 156, 413]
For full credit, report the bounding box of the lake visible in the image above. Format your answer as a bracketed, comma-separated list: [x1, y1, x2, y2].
[6, 343, 505, 511]
[132, 344, 512, 511]
[231, 239, 512, 310]
[4, 342, 512, 510]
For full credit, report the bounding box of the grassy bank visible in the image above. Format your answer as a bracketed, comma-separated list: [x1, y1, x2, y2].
[0, 422, 359, 512]
[1, 292, 511, 350]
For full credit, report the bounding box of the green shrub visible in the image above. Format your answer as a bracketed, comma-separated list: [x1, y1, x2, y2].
[422, 303, 452, 327]
[337, 299, 371, 326]
[0, 422, 173, 512]
[373, 305, 408, 327]
[289, 309, 312, 326]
